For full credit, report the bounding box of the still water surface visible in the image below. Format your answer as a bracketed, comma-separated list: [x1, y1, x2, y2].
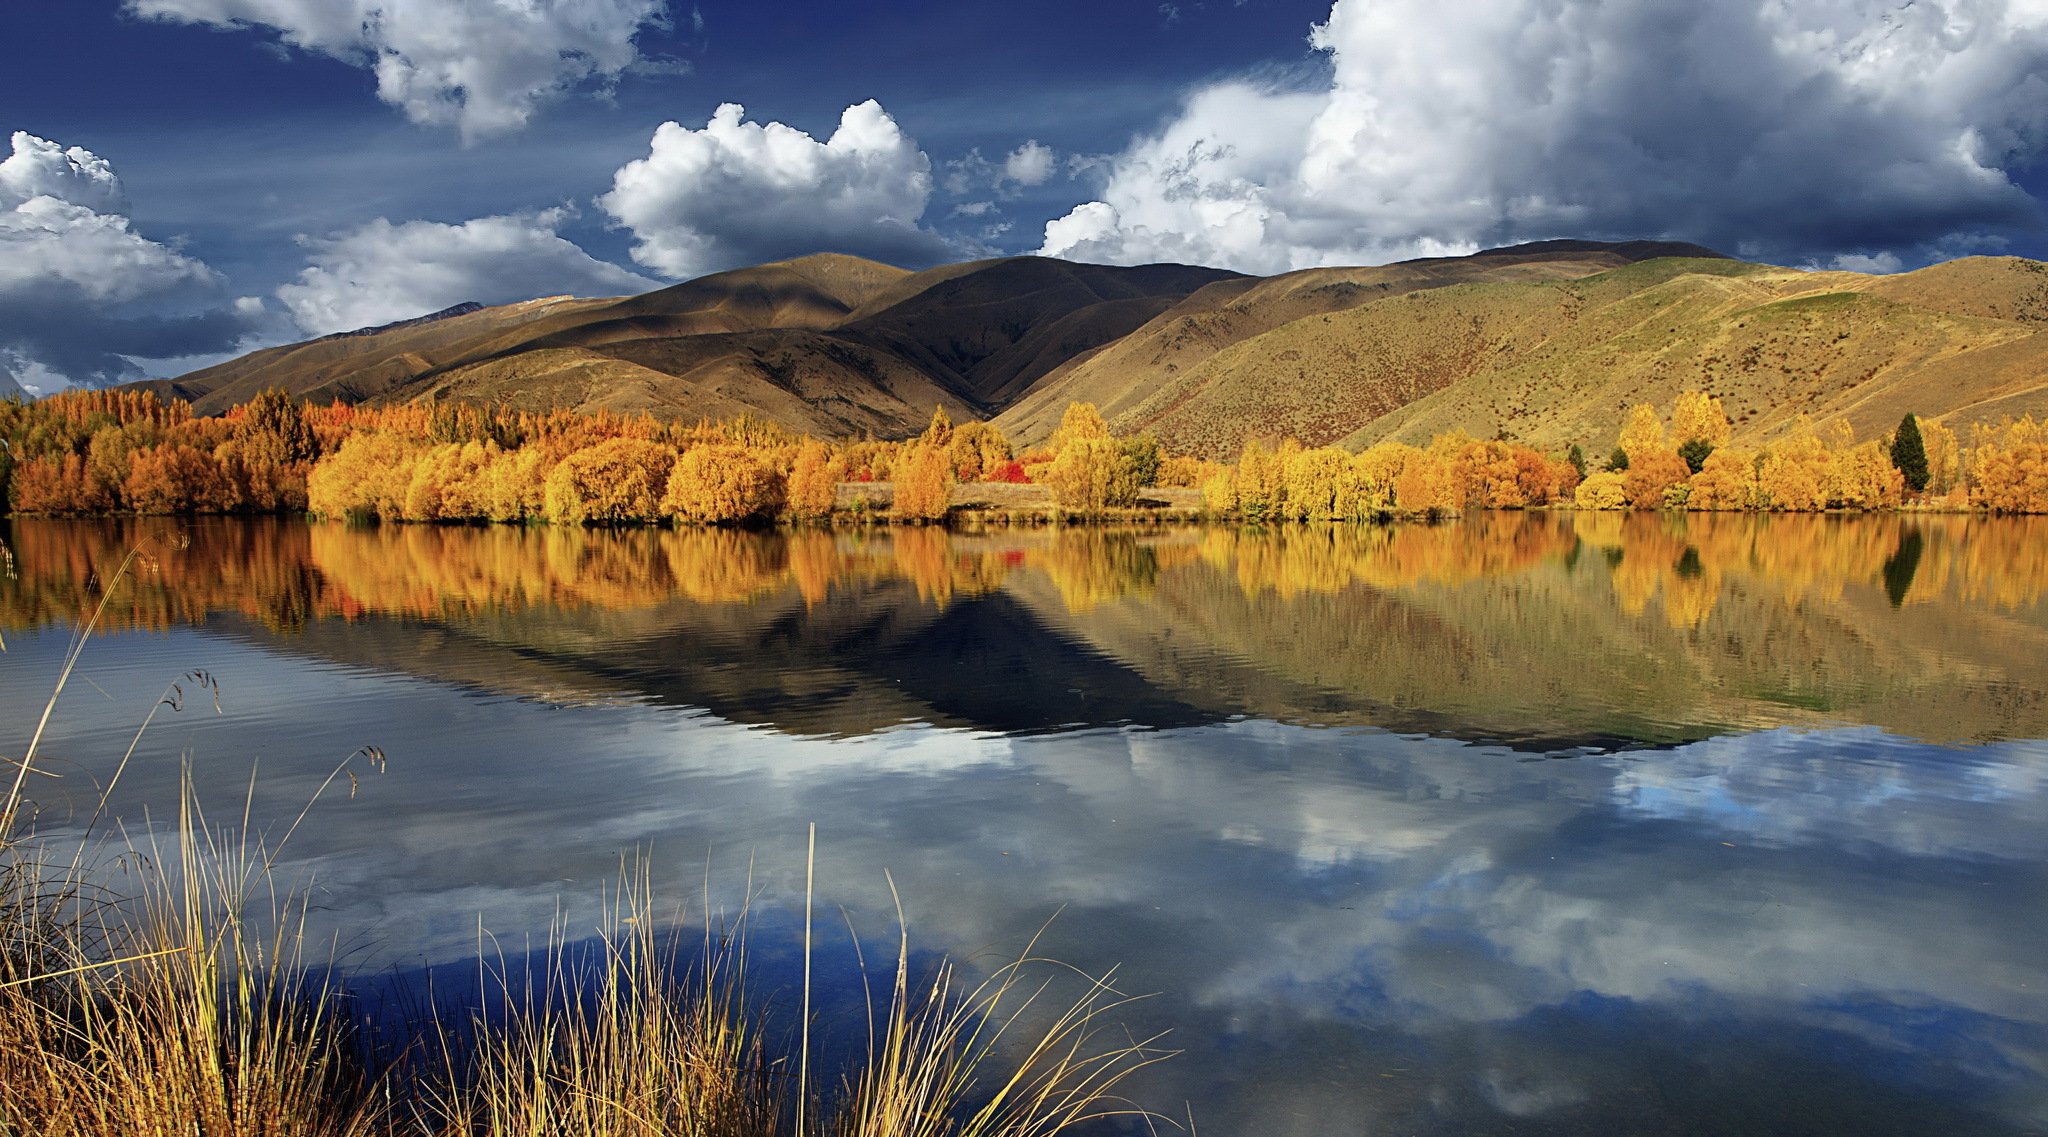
[2, 513, 2045, 1135]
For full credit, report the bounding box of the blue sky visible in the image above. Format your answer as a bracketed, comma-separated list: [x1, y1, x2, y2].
[3, 0, 2046, 394]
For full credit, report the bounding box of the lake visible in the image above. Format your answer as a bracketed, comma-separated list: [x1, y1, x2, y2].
[2, 512, 2045, 1135]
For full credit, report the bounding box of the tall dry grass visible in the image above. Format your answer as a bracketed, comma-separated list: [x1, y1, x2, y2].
[0, 562, 1176, 1137]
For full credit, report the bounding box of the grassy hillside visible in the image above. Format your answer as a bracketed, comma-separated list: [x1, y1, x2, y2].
[995, 243, 1668, 444]
[145, 253, 1238, 439]
[1342, 257, 2048, 454]
[132, 243, 2048, 454]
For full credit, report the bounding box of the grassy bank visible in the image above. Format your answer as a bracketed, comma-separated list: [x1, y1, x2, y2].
[0, 596, 1174, 1137]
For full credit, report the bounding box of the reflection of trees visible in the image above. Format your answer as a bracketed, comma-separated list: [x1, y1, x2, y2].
[1033, 531, 1166, 613]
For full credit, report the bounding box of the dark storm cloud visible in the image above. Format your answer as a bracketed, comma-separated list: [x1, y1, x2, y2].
[1044, 0, 2048, 272]
[0, 129, 266, 389]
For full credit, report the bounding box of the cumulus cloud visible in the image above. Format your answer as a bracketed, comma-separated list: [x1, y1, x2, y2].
[277, 208, 658, 335]
[599, 100, 954, 278]
[0, 131, 256, 391]
[1003, 141, 1056, 187]
[124, 0, 671, 141]
[1041, 0, 2048, 273]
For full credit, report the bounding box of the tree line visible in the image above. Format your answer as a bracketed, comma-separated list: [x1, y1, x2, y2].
[1, 386, 2044, 523]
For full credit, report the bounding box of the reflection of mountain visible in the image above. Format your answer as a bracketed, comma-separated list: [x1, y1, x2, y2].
[5, 514, 2048, 745]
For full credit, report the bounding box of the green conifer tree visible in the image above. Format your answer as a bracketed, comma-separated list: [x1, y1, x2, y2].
[1890, 413, 1930, 494]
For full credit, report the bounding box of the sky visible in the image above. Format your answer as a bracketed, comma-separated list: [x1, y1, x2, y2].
[3, 0, 2047, 395]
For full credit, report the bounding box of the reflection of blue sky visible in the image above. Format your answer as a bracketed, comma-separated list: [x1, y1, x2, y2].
[4, 626, 2046, 1133]
[1613, 727, 2048, 861]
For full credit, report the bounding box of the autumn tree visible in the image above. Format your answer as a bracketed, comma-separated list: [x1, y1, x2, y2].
[1671, 391, 1731, 454]
[945, 420, 1011, 481]
[307, 432, 424, 521]
[784, 438, 843, 522]
[1043, 436, 1143, 515]
[1226, 438, 1287, 522]
[1615, 403, 1687, 508]
[1686, 448, 1761, 510]
[542, 438, 678, 525]
[123, 445, 234, 514]
[238, 388, 320, 464]
[892, 443, 955, 522]
[919, 405, 954, 450]
[1971, 416, 2048, 513]
[1756, 420, 1834, 511]
[1574, 471, 1628, 510]
[1049, 401, 1112, 453]
[664, 443, 786, 524]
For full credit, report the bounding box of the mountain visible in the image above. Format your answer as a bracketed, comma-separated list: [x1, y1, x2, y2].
[147, 253, 1242, 438]
[137, 242, 2048, 454]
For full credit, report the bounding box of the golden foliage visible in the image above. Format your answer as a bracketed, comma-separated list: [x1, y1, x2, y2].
[945, 421, 1012, 481]
[1671, 390, 1732, 449]
[1686, 448, 1761, 510]
[306, 432, 423, 520]
[1042, 436, 1141, 514]
[892, 443, 955, 522]
[1617, 403, 1670, 463]
[1048, 401, 1112, 452]
[1622, 447, 1690, 510]
[663, 444, 786, 524]
[1392, 445, 1462, 518]
[1756, 420, 1834, 511]
[1971, 416, 2048, 513]
[543, 438, 679, 525]
[784, 438, 844, 522]
[1574, 470, 1628, 510]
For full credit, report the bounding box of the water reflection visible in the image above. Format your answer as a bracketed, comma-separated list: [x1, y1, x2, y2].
[5, 513, 2048, 744]
[2, 515, 2046, 1134]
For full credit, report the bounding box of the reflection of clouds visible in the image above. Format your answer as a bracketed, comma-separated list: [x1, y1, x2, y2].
[1613, 728, 2048, 861]
[5, 628, 2046, 1133]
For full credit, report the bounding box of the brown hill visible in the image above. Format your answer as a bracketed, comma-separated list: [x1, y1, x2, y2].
[148, 252, 1239, 438]
[994, 241, 1701, 445]
[1341, 256, 2048, 454]
[136, 242, 2048, 455]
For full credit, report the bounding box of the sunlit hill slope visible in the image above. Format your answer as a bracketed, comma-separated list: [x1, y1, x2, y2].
[140, 243, 2048, 455]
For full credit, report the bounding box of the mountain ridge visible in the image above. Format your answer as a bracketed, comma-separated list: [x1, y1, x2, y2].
[123, 243, 2048, 456]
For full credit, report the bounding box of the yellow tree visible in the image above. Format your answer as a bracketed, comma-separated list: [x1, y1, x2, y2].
[1972, 416, 2048, 513]
[1614, 404, 1687, 508]
[919, 404, 954, 449]
[1757, 420, 1834, 511]
[892, 442, 955, 522]
[307, 432, 423, 520]
[1671, 390, 1732, 449]
[1229, 437, 1286, 521]
[1686, 448, 1761, 510]
[783, 437, 844, 522]
[541, 438, 678, 524]
[945, 420, 1011, 481]
[1574, 470, 1628, 510]
[1043, 436, 1141, 515]
[664, 443, 786, 523]
[1048, 401, 1112, 453]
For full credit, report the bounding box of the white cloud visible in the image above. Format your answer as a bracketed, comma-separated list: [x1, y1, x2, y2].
[1041, 0, 2048, 272]
[599, 100, 953, 279]
[1003, 141, 1056, 187]
[0, 131, 126, 213]
[1808, 251, 1907, 274]
[277, 208, 659, 335]
[125, 0, 671, 141]
[0, 131, 254, 390]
